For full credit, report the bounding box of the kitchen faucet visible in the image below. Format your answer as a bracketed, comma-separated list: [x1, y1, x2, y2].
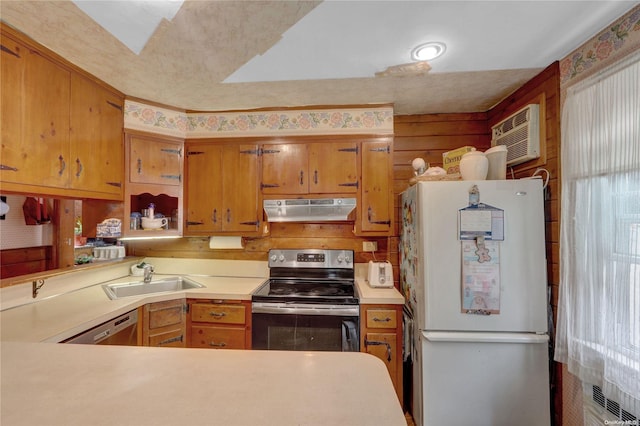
[143, 264, 154, 283]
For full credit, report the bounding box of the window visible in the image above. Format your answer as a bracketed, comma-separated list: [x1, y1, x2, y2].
[555, 51, 640, 417]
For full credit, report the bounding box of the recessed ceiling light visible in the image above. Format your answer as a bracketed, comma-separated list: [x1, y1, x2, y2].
[411, 42, 446, 62]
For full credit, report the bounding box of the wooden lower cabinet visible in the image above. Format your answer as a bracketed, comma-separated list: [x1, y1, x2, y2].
[360, 304, 403, 405]
[187, 299, 251, 349]
[140, 299, 187, 348]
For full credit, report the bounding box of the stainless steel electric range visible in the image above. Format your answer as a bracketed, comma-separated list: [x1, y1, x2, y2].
[252, 249, 359, 352]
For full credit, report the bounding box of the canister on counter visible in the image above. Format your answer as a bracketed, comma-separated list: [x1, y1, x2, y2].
[130, 212, 142, 230]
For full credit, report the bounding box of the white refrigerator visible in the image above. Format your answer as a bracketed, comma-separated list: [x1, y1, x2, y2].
[400, 179, 550, 426]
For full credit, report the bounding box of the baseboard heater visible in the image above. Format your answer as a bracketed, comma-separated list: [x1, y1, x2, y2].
[583, 383, 638, 425]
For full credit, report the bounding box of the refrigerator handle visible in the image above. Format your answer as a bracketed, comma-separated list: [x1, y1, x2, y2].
[424, 331, 548, 344]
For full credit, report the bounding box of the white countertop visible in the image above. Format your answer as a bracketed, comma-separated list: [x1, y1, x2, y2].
[1, 258, 403, 343]
[1, 342, 406, 426]
[0, 259, 406, 425]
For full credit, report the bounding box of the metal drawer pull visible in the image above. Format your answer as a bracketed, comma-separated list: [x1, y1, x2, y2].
[299, 170, 304, 185]
[0, 164, 18, 171]
[137, 158, 142, 174]
[364, 338, 392, 362]
[373, 317, 391, 323]
[209, 312, 226, 318]
[157, 335, 183, 346]
[209, 341, 227, 347]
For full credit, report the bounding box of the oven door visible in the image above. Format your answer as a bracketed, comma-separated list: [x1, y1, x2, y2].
[252, 303, 359, 352]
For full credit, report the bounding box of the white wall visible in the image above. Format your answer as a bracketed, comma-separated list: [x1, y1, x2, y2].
[0, 195, 53, 250]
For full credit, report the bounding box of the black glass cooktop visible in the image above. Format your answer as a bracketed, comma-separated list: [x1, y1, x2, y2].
[252, 279, 358, 305]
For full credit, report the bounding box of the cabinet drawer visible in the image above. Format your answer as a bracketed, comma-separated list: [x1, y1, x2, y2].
[148, 328, 185, 348]
[190, 326, 246, 349]
[366, 309, 397, 329]
[190, 304, 245, 324]
[148, 300, 184, 329]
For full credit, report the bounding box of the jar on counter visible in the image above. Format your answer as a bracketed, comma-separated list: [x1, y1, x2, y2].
[130, 212, 142, 230]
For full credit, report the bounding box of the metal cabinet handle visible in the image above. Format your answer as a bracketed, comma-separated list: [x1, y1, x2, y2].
[0, 164, 19, 172]
[75, 158, 83, 177]
[212, 209, 217, 223]
[226, 208, 231, 223]
[58, 155, 66, 176]
[1, 44, 21, 58]
[137, 158, 142, 174]
[209, 312, 226, 318]
[314, 170, 318, 184]
[373, 317, 392, 323]
[364, 338, 392, 362]
[209, 341, 227, 348]
[299, 170, 304, 185]
[157, 335, 183, 346]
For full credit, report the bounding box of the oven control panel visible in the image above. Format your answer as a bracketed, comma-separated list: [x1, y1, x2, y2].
[268, 249, 353, 269]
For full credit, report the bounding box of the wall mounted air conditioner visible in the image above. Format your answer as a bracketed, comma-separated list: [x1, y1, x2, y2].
[491, 103, 540, 166]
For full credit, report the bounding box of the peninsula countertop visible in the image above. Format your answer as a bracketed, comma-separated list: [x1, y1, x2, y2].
[1, 342, 406, 426]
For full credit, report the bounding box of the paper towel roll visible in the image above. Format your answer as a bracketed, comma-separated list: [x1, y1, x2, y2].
[209, 236, 243, 249]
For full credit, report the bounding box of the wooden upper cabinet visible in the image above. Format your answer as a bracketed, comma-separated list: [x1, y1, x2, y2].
[308, 142, 358, 193]
[1, 35, 70, 188]
[1, 25, 124, 200]
[222, 144, 260, 232]
[261, 143, 308, 194]
[357, 139, 394, 235]
[69, 74, 124, 196]
[185, 144, 223, 233]
[185, 143, 260, 235]
[129, 135, 182, 186]
[261, 142, 358, 195]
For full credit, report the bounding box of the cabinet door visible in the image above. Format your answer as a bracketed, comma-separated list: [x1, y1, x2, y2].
[364, 332, 398, 386]
[361, 304, 403, 405]
[129, 135, 182, 186]
[261, 144, 308, 194]
[190, 326, 247, 349]
[222, 144, 260, 232]
[1, 36, 70, 187]
[69, 74, 123, 196]
[190, 303, 246, 324]
[185, 144, 223, 234]
[309, 142, 358, 193]
[359, 140, 393, 234]
[141, 300, 186, 348]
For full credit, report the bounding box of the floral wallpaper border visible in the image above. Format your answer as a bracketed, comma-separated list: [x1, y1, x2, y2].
[560, 4, 640, 87]
[124, 101, 394, 138]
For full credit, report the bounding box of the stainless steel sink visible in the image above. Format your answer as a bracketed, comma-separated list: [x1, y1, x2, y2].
[102, 277, 205, 300]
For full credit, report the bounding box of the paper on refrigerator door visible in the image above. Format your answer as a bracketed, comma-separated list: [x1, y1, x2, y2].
[461, 240, 500, 314]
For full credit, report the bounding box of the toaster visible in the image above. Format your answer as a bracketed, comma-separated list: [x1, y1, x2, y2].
[367, 261, 394, 288]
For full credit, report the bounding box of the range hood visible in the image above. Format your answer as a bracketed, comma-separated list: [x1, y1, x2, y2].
[263, 198, 356, 222]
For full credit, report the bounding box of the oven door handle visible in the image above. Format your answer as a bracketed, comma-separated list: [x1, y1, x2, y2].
[252, 302, 359, 317]
[342, 320, 360, 352]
